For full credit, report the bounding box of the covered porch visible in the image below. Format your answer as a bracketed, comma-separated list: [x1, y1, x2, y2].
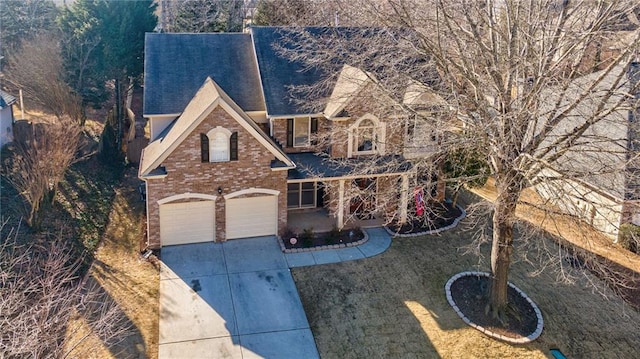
[287, 208, 385, 233]
[286, 152, 414, 232]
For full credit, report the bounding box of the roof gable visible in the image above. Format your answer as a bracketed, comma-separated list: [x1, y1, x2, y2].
[324, 65, 372, 119]
[140, 77, 293, 177]
[143, 33, 265, 116]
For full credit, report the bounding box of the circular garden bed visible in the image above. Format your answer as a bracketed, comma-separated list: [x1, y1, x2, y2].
[445, 271, 544, 343]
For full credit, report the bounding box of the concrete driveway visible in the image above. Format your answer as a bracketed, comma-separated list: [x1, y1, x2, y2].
[159, 236, 319, 359]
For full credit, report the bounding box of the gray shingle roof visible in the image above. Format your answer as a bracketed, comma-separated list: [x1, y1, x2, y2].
[0, 90, 17, 109]
[251, 27, 343, 116]
[287, 152, 412, 180]
[143, 33, 265, 115]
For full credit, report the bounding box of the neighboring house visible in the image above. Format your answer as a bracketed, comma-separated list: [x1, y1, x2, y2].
[535, 62, 640, 240]
[0, 90, 16, 148]
[140, 28, 418, 248]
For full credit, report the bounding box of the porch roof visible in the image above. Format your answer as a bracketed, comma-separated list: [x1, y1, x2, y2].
[287, 152, 412, 180]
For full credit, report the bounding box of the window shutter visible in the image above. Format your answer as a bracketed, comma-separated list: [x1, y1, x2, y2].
[310, 118, 318, 145]
[230, 132, 238, 161]
[286, 118, 293, 147]
[200, 133, 209, 162]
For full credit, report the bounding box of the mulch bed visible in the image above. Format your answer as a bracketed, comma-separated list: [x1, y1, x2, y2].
[449, 275, 538, 339]
[281, 228, 365, 250]
[387, 201, 463, 234]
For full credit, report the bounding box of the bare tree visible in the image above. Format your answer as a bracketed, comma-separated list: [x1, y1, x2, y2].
[281, 0, 640, 318]
[3, 34, 84, 124]
[2, 34, 84, 229]
[5, 117, 82, 229]
[0, 227, 132, 359]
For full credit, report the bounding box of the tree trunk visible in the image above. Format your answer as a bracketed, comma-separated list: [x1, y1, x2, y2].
[488, 173, 521, 319]
[451, 184, 462, 208]
[435, 160, 446, 202]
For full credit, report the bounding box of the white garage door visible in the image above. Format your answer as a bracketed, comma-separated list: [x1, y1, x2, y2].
[160, 201, 215, 246]
[226, 196, 278, 239]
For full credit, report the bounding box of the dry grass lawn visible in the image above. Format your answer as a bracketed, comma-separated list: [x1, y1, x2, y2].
[473, 178, 639, 276]
[67, 168, 159, 359]
[292, 191, 640, 359]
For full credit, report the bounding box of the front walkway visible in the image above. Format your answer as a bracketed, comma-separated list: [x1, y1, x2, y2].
[158, 228, 391, 359]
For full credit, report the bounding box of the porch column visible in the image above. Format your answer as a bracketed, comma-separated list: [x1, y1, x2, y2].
[400, 174, 409, 224]
[338, 179, 345, 228]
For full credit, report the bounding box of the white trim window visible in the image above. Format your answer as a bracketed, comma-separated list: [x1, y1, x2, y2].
[293, 117, 310, 147]
[287, 182, 316, 208]
[206, 126, 232, 162]
[286, 117, 319, 148]
[348, 114, 385, 157]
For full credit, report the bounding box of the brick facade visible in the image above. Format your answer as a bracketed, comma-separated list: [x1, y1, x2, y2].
[145, 106, 287, 248]
[329, 120, 350, 158]
[328, 84, 406, 159]
[271, 117, 327, 154]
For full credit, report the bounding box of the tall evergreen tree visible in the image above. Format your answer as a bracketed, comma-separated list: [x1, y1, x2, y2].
[57, 0, 157, 106]
[57, 0, 107, 105]
[166, 0, 244, 33]
[0, 0, 58, 55]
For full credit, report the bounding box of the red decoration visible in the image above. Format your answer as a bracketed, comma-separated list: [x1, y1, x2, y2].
[415, 187, 425, 216]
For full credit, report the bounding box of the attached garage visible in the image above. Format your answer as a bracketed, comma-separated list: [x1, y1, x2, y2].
[226, 194, 278, 239]
[159, 200, 215, 246]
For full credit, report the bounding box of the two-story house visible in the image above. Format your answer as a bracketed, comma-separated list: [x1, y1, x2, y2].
[140, 27, 420, 248]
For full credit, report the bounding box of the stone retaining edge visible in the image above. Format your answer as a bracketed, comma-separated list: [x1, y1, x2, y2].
[444, 271, 544, 344]
[278, 229, 370, 254]
[384, 204, 467, 238]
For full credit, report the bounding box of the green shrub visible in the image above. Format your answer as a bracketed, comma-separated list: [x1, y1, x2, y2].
[326, 227, 341, 245]
[300, 228, 314, 248]
[618, 223, 640, 254]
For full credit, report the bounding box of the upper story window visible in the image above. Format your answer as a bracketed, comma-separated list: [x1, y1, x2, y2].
[348, 114, 385, 157]
[200, 126, 238, 163]
[210, 131, 229, 161]
[356, 119, 376, 152]
[286, 117, 318, 148]
[294, 117, 310, 147]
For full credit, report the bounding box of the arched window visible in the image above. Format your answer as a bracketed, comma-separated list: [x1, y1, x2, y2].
[210, 131, 229, 162]
[348, 115, 385, 157]
[356, 119, 376, 152]
[201, 127, 237, 163]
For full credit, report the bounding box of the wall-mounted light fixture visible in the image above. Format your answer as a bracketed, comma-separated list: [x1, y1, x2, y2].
[217, 187, 223, 195]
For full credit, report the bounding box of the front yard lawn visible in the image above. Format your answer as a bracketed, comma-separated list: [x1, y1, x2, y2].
[292, 195, 640, 358]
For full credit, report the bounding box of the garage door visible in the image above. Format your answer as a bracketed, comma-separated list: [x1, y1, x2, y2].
[226, 196, 277, 239]
[159, 201, 215, 246]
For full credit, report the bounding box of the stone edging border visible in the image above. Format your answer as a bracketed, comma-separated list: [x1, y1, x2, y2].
[278, 229, 369, 254]
[384, 204, 467, 237]
[444, 271, 544, 344]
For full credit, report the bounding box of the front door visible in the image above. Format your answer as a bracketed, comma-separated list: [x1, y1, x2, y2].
[350, 178, 376, 219]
